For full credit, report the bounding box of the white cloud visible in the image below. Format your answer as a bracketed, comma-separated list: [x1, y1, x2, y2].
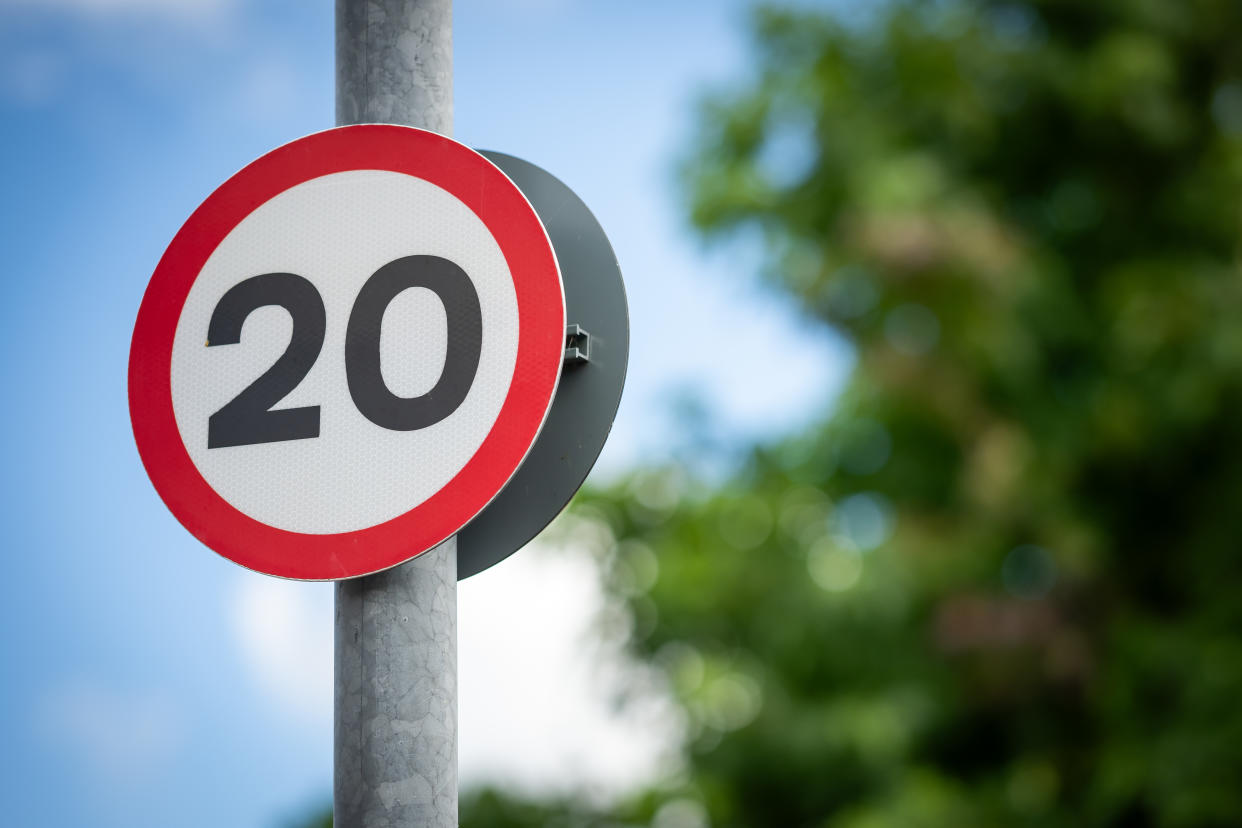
[38, 680, 186, 784]
[228, 534, 678, 798]
[459, 538, 679, 797]
[229, 574, 334, 723]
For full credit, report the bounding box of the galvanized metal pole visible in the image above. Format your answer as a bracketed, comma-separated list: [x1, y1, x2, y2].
[334, 2, 457, 826]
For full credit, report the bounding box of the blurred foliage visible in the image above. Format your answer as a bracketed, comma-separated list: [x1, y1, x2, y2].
[304, 0, 1242, 825]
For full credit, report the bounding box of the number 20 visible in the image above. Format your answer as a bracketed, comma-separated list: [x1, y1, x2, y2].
[205, 255, 482, 449]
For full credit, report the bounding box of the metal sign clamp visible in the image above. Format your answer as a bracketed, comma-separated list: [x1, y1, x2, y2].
[564, 323, 592, 364]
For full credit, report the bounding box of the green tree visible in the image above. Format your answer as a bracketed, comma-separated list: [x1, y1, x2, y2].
[304, 1, 1242, 825]
[598, 1, 1242, 825]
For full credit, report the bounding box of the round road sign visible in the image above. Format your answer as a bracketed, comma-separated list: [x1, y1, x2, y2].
[129, 125, 565, 580]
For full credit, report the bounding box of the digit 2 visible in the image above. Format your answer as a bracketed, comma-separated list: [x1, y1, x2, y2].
[207, 272, 326, 449]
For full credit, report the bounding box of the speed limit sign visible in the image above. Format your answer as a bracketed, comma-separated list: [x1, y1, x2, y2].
[129, 125, 565, 580]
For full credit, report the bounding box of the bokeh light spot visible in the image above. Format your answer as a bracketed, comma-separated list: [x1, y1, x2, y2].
[825, 266, 879, 320]
[653, 798, 709, 828]
[720, 495, 774, 550]
[884, 303, 940, 355]
[808, 537, 863, 592]
[1002, 544, 1056, 599]
[831, 492, 895, 551]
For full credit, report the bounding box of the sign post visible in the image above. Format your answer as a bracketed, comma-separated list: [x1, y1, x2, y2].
[335, 2, 458, 825]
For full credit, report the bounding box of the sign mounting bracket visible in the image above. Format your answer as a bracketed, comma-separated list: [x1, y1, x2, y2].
[564, 322, 592, 365]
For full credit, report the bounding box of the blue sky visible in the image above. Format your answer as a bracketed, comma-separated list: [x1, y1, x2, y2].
[0, 1, 848, 825]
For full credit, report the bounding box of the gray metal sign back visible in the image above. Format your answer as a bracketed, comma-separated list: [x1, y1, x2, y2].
[458, 151, 630, 579]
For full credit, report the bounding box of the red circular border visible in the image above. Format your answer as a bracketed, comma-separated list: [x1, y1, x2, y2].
[128, 125, 565, 580]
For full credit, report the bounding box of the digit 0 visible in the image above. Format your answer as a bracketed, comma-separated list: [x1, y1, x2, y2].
[345, 255, 483, 431]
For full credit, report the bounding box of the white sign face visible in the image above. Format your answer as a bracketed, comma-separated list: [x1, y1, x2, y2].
[130, 126, 565, 580]
[171, 170, 520, 534]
